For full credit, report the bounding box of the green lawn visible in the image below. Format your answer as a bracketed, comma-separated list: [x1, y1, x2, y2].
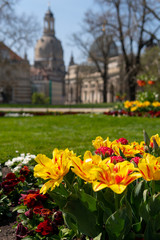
[0, 114, 159, 164]
[0, 102, 116, 109]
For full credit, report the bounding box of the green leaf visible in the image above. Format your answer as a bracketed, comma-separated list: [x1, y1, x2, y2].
[105, 205, 132, 239]
[79, 189, 97, 212]
[144, 221, 160, 240]
[148, 194, 160, 216]
[98, 188, 114, 211]
[139, 202, 150, 222]
[93, 233, 102, 240]
[54, 182, 69, 197]
[63, 212, 78, 234]
[119, 148, 126, 158]
[12, 205, 27, 212]
[48, 191, 67, 209]
[63, 194, 101, 238]
[132, 221, 142, 233]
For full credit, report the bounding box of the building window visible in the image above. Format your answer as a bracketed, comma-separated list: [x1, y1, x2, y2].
[84, 91, 87, 102]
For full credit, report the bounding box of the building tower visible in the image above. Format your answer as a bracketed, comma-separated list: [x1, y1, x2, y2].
[32, 6, 65, 104]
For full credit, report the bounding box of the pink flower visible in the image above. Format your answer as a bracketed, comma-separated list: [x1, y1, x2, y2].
[110, 156, 125, 164]
[116, 138, 128, 145]
[130, 157, 141, 165]
[95, 147, 114, 157]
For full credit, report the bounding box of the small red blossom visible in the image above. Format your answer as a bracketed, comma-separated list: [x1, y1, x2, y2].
[137, 80, 146, 87]
[95, 147, 114, 157]
[20, 166, 30, 176]
[41, 208, 53, 217]
[23, 193, 47, 208]
[36, 219, 54, 236]
[1, 173, 21, 194]
[18, 175, 25, 183]
[116, 138, 128, 145]
[110, 156, 125, 164]
[25, 209, 33, 219]
[33, 206, 43, 214]
[130, 157, 141, 165]
[53, 211, 64, 225]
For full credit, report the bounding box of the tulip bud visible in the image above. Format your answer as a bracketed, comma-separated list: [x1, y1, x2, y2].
[153, 137, 159, 150]
[143, 130, 150, 147]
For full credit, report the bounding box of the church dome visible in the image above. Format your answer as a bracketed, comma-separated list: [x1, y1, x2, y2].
[34, 7, 65, 72]
[90, 35, 118, 60]
[35, 35, 63, 62]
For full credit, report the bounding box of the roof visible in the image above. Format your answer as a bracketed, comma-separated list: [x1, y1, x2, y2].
[0, 42, 23, 61]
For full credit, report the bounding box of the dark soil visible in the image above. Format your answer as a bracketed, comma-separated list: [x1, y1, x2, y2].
[0, 167, 17, 240]
[0, 215, 16, 240]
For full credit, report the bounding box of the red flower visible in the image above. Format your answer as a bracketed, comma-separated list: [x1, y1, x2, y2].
[16, 223, 28, 240]
[36, 219, 54, 236]
[1, 173, 20, 194]
[148, 80, 155, 85]
[25, 209, 33, 219]
[53, 211, 64, 225]
[23, 193, 47, 208]
[137, 80, 146, 87]
[116, 138, 128, 145]
[95, 147, 114, 157]
[18, 175, 25, 183]
[20, 166, 30, 176]
[41, 208, 53, 217]
[130, 157, 141, 165]
[110, 156, 125, 164]
[33, 206, 43, 215]
[5, 172, 16, 180]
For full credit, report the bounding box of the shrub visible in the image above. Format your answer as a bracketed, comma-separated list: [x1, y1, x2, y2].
[32, 92, 49, 104]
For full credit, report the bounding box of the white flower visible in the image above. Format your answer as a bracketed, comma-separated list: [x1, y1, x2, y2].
[12, 165, 21, 173]
[5, 160, 13, 167]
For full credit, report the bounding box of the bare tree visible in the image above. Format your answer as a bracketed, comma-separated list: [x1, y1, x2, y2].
[72, 12, 118, 103]
[91, 0, 160, 100]
[0, 0, 40, 53]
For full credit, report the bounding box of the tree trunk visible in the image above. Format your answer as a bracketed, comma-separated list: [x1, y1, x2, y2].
[103, 64, 108, 103]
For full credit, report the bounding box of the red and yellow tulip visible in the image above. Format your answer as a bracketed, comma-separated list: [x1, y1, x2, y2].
[34, 148, 75, 194]
[71, 151, 102, 183]
[92, 161, 142, 194]
[138, 153, 160, 181]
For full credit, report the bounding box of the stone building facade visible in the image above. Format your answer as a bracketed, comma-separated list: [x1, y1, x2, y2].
[31, 7, 65, 104]
[65, 53, 124, 104]
[0, 42, 31, 103]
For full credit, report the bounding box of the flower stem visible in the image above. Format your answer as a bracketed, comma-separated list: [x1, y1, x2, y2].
[114, 193, 119, 210]
[151, 180, 155, 195]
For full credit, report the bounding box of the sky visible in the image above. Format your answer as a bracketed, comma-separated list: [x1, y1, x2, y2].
[15, 0, 97, 68]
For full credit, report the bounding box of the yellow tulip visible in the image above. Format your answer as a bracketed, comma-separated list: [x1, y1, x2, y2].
[34, 148, 75, 194]
[71, 151, 102, 183]
[138, 153, 160, 181]
[92, 136, 112, 149]
[150, 134, 160, 147]
[92, 161, 142, 194]
[152, 101, 160, 107]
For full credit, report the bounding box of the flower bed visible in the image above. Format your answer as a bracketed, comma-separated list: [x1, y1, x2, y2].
[2, 132, 160, 239]
[104, 100, 160, 118]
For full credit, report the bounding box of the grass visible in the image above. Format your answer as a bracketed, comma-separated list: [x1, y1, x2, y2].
[0, 102, 116, 109]
[0, 114, 160, 164]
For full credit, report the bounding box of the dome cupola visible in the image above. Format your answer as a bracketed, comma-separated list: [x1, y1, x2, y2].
[44, 7, 55, 36]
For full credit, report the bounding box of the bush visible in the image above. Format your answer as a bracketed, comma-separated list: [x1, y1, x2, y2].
[136, 91, 158, 102]
[32, 92, 49, 104]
